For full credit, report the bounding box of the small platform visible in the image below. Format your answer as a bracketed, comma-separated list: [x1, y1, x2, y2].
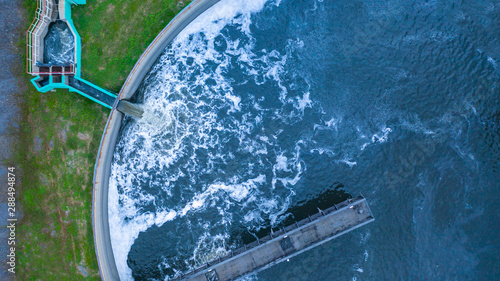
[175, 196, 374, 281]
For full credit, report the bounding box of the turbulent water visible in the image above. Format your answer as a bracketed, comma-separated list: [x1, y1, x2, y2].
[109, 0, 500, 280]
[43, 20, 75, 65]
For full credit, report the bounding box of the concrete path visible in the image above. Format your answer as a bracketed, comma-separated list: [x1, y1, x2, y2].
[177, 198, 374, 281]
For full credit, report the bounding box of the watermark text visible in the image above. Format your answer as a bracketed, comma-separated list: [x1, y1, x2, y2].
[6, 167, 16, 274]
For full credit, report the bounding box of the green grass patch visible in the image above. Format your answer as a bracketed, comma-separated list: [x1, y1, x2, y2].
[73, 0, 187, 92]
[16, 0, 187, 279]
[15, 85, 107, 280]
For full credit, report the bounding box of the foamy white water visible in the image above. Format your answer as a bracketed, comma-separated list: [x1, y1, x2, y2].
[109, 1, 280, 280]
[108, 0, 399, 274]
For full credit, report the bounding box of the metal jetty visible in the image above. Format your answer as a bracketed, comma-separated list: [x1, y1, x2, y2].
[175, 196, 375, 281]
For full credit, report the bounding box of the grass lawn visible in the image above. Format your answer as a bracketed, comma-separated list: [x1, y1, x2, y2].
[16, 0, 186, 279]
[73, 0, 188, 92]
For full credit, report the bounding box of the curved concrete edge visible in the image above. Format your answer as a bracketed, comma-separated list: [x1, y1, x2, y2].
[119, 0, 221, 100]
[92, 0, 221, 280]
[93, 110, 122, 281]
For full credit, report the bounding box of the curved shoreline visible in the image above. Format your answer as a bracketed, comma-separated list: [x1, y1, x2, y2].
[92, 0, 221, 280]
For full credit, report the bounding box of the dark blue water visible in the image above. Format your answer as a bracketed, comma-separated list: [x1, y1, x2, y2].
[109, 0, 500, 280]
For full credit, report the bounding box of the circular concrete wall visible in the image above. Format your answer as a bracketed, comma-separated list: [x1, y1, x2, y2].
[92, 1, 221, 280]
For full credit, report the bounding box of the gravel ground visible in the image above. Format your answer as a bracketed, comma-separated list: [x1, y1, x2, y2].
[0, 0, 27, 279]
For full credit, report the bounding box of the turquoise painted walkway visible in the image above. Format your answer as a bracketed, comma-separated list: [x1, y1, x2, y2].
[29, 0, 117, 109]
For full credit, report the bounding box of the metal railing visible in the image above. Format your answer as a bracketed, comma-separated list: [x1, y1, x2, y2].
[26, 0, 76, 75]
[172, 196, 367, 280]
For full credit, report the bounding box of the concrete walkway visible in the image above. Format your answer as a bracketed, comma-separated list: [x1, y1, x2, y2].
[92, 0, 220, 280]
[176, 197, 374, 281]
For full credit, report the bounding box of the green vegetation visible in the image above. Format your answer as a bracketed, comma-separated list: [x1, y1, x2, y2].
[16, 0, 187, 279]
[16, 85, 106, 280]
[73, 0, 188, 92]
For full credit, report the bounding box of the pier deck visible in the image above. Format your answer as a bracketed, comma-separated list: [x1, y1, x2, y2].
[176, 196, 374, 281]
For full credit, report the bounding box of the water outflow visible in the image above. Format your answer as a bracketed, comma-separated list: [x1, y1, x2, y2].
[117, 100, 144, 119]
[67, 77, 116, 106]
[43, 20, 75, 65]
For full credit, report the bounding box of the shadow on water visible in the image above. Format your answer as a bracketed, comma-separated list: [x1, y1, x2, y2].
[118, 0, 500, 279]
[127, 183, 352, 280]
[234, 182, 352, 245]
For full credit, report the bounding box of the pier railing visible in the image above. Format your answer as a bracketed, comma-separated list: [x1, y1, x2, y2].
[26, 0, 77, 75]
[172, 196, 367, 281]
